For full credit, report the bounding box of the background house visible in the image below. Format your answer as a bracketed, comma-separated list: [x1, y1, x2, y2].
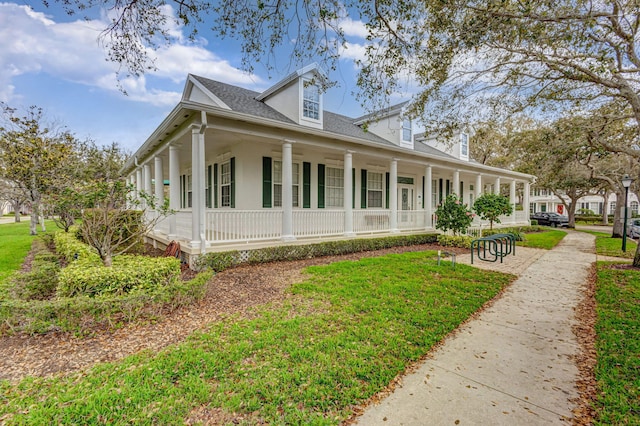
[122, 64, 534, 263]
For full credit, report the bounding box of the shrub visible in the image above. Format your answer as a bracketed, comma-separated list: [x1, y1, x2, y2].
[54, 228, 101, 265]
[9, 237, 61, 301]
[57, 256, 181, 298]
[437, 234, 473, 248]
[0, 270, 213, 335]
[196, 233, 439, 271]
[434, 194, 474, 235]
[530, 219, 538, 226]
[473, 193, 513, 229]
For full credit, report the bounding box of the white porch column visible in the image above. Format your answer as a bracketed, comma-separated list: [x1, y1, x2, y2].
[135, 168, 142, 205]
[154, 156, 164, 205]
[452, 170, 460, 197]
[344, 150, 355, 237]
[168, 145, 180, 239]
[494, 177, 501, 195]
[281, 140, 296, 241]
[425, 165, 432, 228]
[524, 181, 531, 222]
[191, 126, 205, 250]
[510, 180, 517, 223]
[143, 163, 152, 209]
[390, 159, 399, 232]
[475, 174, 482, 199]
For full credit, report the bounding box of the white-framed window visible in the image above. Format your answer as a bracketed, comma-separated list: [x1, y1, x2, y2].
[273, 160, 300, 207]
[632, 201, 639, 215]
[180, 173, 192, 208]
[302, 82, 320, 120]
[460, 133, 469, 157]
[432, 180, 437, 208]
[402, 118, 412, 142]
[325, 167, 344, 207]
[221, 161, 231, 207]
[609, 201, 616, 214]
[367, 172, 383, 208]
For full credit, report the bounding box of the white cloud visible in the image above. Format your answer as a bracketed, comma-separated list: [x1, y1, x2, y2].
[0, 2, 263, 106]
[338, 17, 369, 38]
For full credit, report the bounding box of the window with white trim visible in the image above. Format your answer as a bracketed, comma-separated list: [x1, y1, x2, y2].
[221, 161, 231, 207]
[632, 201, 638, 215]
[303, 83, 320, 120]
[402, 118, 412, 142]
[325, 167, 344, 207]
[180, 173, 192, 208]
[460, 133, 469, 157]
[273, 160, 300, 207]
[609, 201, 616, 214]
[367, 172, 383, 208]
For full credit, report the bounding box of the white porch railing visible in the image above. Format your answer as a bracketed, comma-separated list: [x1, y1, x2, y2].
[205, 210, 282, 243]
[293, 210, 344, 237]
[397, 210, 427, 230]
[353, 210, 390, 233]
[176, 211, 192, 241]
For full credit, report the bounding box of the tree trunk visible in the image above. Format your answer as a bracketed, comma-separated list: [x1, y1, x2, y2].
[567, 200, 577, 228]
[29, 206, 38, 235]
[612, 190, 625, 238]
[102, 253, 113, 267]
[40, 215, 46, 232]
[14, 209, 20, 223]
[602, 192, 609, 225]
[634, 244, 640, 267]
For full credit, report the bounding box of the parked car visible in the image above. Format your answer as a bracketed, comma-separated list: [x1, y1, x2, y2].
[627, 219, 640, 238]
[531, 212, 569, 227]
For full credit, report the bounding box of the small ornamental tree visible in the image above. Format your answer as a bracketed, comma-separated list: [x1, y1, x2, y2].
[434, 194, 474, 235]
[473, 193, 513, 230]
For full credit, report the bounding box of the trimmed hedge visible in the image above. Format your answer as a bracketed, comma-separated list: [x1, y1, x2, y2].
[196, 233, 439, 272]
[482, 226, 546, 241]
[0, 271, 212, 335]
[9, 238, 61, 301]
[57, 256, 181, 298]
[54, 228, 101, 265]
[437, 235, 473, 248]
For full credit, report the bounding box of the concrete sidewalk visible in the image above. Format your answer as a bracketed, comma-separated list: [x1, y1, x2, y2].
[356, 231, 595, 425]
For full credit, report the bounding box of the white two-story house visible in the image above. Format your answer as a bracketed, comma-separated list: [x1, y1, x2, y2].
[122, 64, 534, 262]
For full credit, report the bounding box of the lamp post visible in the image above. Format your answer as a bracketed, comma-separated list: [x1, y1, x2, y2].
[622, 175, 633, 252]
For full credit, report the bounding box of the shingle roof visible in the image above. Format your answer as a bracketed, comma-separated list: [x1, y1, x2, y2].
[191, 75, 398, 148]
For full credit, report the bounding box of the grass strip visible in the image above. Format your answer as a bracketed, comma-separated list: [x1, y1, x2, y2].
[0, 251, 514, 425]
[518, 230, 567, 249]
[0, 221, 55, 287]
[594, 264, 640, 424]
[582, 231, 636, 259]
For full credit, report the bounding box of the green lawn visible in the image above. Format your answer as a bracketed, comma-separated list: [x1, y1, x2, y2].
[594, 264, 640, 424]
[581, 231, 636, 258]
[0, 220, 55, 286]
[518, 229, 567, 249]
[0, 251, 515, 424]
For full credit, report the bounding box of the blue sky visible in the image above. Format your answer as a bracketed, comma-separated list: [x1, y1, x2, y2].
[0, 1, 375, 152]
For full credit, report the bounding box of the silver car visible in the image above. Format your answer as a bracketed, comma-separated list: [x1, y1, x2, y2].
[627, 219, 640, 238]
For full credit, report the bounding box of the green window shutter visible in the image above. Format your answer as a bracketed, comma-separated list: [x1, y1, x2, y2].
[439, 178, 443, 203]
[206, 165, 212, 208]
[352, 168, 356, 209]
[422, 176, 425, 207]
[361, 169, 367, 209]
[213, 163, 218, 208]
[460, 181, 464, 200]
[303, 162, 311, 208]
[317, 164, 325, 209]
[385, 172, 390, 209]
[446, 179, 450, 197]
[262, 157, 272, 208]
[230, 157, 236, 208]
[180, 175, 185, 208]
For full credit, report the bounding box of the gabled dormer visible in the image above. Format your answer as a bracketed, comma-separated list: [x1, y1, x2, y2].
[182, 74, 231, 109]
[415, 129, 471, 162]
[353, 102, 413, 149]
[255, 64, 327, 129]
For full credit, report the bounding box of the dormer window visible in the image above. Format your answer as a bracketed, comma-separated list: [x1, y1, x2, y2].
[460, 133, 469, 157]
[402, 118, 412, 142]
[303, 82, 320, 120]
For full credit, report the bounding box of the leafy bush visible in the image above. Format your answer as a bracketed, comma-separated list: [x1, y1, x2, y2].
[473, 193, 513, 229]
[54, 228, 101, 265]
[437, 234, 473, 248]
[57, 256, 181, 297]
[434, 194, 474, 235]
[0, 270, 213, 335]
[196, 234, 439, 271]
[10, 238, 61, 301]
[530, 219, 538, 226]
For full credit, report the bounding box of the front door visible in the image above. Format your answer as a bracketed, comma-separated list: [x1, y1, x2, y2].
[398, 184, 414, 223]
